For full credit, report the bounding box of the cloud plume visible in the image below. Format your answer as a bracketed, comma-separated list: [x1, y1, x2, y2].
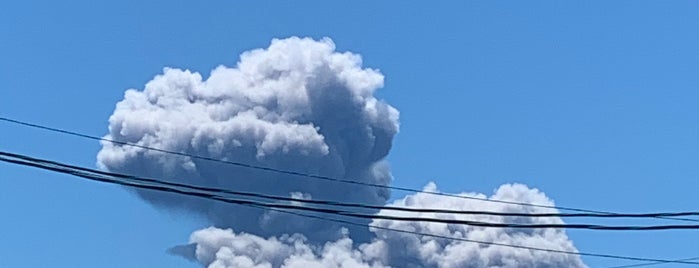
[98, 37, 584, 267]
[98, 37, 398, 241]
[191, 183, 585, 268]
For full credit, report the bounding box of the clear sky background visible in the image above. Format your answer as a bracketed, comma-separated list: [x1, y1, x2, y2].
[2, 1, 699, 267]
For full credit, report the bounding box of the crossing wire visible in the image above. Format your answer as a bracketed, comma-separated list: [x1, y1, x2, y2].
[1, 116, 697, 223]
[608, 257, 699, 268]
[4, 150, 699, 221]
[1, 153, 699, 265]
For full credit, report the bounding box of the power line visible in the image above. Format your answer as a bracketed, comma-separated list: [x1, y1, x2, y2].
[261, 207, 699, 266]
[5, 151, 699, 231]
[608, 257, 699, 268]
[1, 116, 697, 223]
[2, 153, 698, 265]
[5, 150, 698, 221]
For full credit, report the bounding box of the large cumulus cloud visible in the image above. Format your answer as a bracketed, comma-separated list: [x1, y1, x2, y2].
[98, 37, 398, 241]
[191, 183, 585, 268]
[98, 37, 585, 267]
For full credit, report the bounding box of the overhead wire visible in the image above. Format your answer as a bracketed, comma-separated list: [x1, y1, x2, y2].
[262, 206, 699, 266]
[5, 151, 699, 230]
[2, 152, 699, 265]
[1, 116, 697, 223]
[608, 257, 699, 268]
[3, 150, 699, 222]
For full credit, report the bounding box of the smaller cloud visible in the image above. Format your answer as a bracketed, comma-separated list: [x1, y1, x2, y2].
[185, 183, 586, 268]
[167, 243, 198, 262]
[190, 227, 387, 268]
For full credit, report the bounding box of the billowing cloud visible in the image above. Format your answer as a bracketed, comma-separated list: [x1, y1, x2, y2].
[98, 37, 398, 241]
[98, 37, 585, 267]
[189, 227, 387, 268]
[190, 183, 585, 268]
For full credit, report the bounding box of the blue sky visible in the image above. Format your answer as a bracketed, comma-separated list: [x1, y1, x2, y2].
[2, 1, 699, 267]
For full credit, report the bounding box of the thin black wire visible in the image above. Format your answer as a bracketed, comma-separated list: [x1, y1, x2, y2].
[5, 151, 699, 231]
[4, 150, 698, 220]
[1, 116, 697, 223]
[1, 156, 698, 265]
[608, 257, 699, 268]
[259, 207, 699, 266]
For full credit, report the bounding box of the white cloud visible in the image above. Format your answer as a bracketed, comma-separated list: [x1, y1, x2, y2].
[98, 37, 585, 267]
[368, 183, 585, 267]
[190, 183, 586, 268]
[190, 227, 387, 268]
[98, 37, 398, 241]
